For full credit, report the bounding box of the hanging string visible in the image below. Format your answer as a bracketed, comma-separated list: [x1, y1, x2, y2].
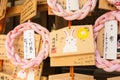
[68, 20, 74, 80]
[68, 20, 72, 29]
[70, 66, 74, 80]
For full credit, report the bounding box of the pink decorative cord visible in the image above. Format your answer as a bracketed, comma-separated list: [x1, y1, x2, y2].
[94, 11, 120, 72]
[5, 22, 50, 69]
[108, 0, 120, 10]
[47, 0, 97, 20]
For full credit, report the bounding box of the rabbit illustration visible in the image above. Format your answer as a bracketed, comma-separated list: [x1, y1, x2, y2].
[63, 28, 77, 53]
[17, 70, 27, 79]
[27, 69, 35, 80]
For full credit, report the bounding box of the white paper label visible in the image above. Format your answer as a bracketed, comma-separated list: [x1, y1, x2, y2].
[17, 70, 27, 79]
[24, 30, 35, 59]
[27, 69, 35, 80]
[66, 0, 79, 11]
[104, 20, 118, 59]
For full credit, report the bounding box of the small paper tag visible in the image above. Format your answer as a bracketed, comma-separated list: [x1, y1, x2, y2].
[24, 30, 35, 59]
[104, 20, 118, 59]
[27, 69, 35, 80]
[66, 0, 79, 11]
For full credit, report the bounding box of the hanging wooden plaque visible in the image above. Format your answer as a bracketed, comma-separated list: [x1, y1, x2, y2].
[49, 73, 94, 80]
[0, 0, 8, 20]
[20, 0, 37, 23]
[48, 0, 87, 15]
[50, 25, 95, 66]
[99, 0, 116, 10]
[0, 34, 41, 60]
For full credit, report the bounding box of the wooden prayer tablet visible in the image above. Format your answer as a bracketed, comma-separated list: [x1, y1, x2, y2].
[50, 25, 95, 66]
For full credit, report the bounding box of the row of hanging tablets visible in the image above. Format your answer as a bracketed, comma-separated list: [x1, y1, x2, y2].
[49, 0, 120, 70]
[0, 0, 120, 80]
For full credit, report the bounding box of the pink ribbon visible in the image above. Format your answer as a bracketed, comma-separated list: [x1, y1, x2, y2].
[47, 0, 97, 20]
[5, 22, 50, 69]
[94, 11, 120, 72]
